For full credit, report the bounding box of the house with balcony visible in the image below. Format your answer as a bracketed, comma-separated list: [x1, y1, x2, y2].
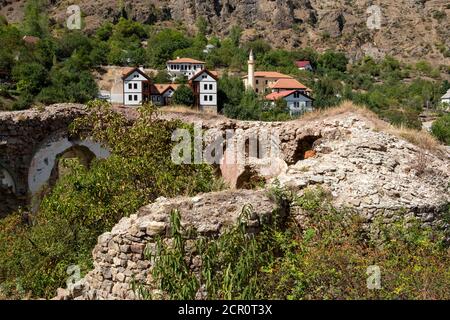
[166, 57, 206, 81]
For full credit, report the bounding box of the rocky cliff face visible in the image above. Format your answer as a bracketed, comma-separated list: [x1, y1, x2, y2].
[1, 0, 449, 64]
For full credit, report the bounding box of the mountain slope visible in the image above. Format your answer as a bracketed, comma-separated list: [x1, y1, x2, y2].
[1, 0, 449, 64]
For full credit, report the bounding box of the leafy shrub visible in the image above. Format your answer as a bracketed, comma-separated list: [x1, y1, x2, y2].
[172, 85, 194, 106]
[146, 186, 450, 300]
[0, 100, 220, 298]
[431, 113, 450, 145]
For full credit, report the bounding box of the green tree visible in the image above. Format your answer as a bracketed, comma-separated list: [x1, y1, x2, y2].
[96, 22, 114, 41]
[431, 113, 450, 145]
[22, 0, 49, 38]
[218, 74, 244, 112]
[12, 62, 48, 96]
[196, 16, 208, 36]
[172, 84, 194, 106]
[147, 29, 192, 68]
[229, 25, 242, 48]
[318, 50, 348, 72]
[152, 69, 171, 83]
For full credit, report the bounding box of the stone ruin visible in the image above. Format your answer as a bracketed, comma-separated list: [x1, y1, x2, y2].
[53, 109, 450, 300]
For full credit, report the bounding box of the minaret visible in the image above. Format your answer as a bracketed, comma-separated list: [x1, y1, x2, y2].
[247, 50, 255, 91]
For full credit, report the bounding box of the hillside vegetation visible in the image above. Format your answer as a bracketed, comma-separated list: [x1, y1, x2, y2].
[146, 186, 450, 300]
[0, 101, 222, 298]
[0, 101, 449, 299]
[1, 0, 449, 65]
[0, 0, 449, 133]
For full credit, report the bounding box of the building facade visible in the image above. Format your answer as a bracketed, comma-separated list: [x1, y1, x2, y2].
[122, 67, 151, 106]
[150, 84, 179, 106]
[166, 57, 206, 81]
[190, 69, 218, 113]
[441, 89, 450, 106]
[266, 90, 314, 115]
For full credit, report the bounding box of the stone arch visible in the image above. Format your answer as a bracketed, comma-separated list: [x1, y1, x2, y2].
[28, 133, 110, 197]
[47, 145, 97, 188]
[288, 134, 322, 165]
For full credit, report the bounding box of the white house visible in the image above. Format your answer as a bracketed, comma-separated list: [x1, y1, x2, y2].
[166, 57, 206, 81]
[122, 67, 151, 106]
[265, 90, 314, 116]
[189, 69, 218, 113]
[150, 84, 179, 106]
[441, 89, 450, 107]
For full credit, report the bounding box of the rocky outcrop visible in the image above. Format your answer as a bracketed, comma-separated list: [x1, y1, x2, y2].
[54, 107, 450, 300]
[1, 0, 448, 64]
[55, 189, 281, 300]
[276, 115, 450, 228]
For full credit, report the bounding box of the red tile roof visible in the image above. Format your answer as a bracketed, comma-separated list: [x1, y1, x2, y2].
[152, 83, 179, 95]
[265, 90, 297, 100]
[190, 68, 219, 81]
[121, 67, 136, 77]
[242, 71, 292, 79]
[270, 78, 309, 90]
[295, 60, 311, 68]
[121, 67, 151, 80]
[265, 90, 314, 101]
[167, 57, 205, 64]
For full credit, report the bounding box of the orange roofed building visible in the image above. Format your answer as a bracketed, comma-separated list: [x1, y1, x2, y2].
[242, 51, 314, 115]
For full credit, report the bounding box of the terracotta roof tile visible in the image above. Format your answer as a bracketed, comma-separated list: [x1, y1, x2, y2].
[295, 60, 311, 68]
[270, 78, 310, 90]
[242, 71, 293, 79]
[265, 90, 297, 100]
[153, 83, 179, 94]
[167, 58, 205, 64]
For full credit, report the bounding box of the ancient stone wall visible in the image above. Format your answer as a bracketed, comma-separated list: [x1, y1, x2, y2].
[0, 105, 89, 216]
[55, 110, 450, 300]
[56, 189, 282, 300]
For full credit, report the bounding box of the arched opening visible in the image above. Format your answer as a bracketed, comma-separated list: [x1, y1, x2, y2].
[48, 145, 96, 188]
[289, 135, 322, 165]
[28, 135, 110, 212]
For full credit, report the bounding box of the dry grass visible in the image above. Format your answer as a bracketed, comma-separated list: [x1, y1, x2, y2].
[159, 105, 204, 114]
[158, 105, 223, 120]
[300, 100, 382, 125]
[300, 101, 446, 157]
[387, 125, 444, 156]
